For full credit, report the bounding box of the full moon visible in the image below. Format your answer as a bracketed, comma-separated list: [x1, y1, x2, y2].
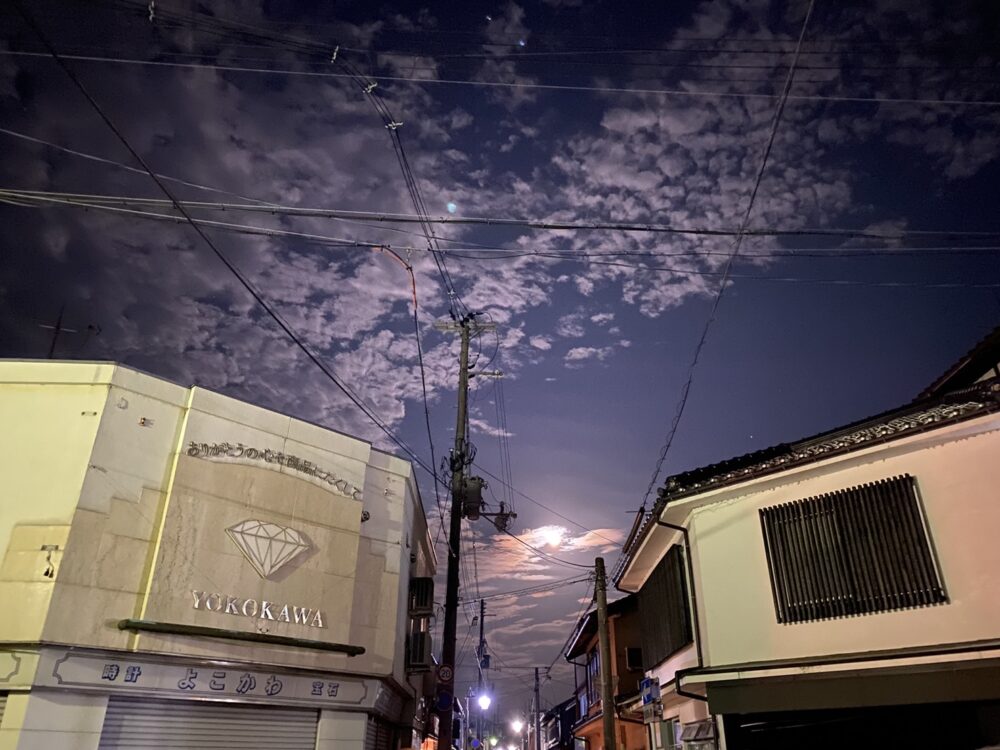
[540, 526, 565, 548]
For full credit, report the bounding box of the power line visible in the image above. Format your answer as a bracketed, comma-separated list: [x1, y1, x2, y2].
[501, 529, 593, 570]
[474, 465, 620, 545]
[469, 574, 591, 602]
[7, 193, 1000, 290]
[546, 576, 595, 673]
[9, 1, 440, 485]
[640, 0, 815, 509]
[11, 189, 1000, 242]
[6, 49, 1000, 108]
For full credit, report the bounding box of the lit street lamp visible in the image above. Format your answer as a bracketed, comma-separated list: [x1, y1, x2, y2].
[478, 694, 492, 711]
[511, 720, 524, 733]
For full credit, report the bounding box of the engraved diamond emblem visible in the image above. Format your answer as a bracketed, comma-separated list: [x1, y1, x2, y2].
[226, 519, 312, 579]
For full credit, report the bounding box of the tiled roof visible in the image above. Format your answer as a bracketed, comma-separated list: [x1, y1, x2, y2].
[657, 377, 999, 505]
[917, 324, 1000, 399]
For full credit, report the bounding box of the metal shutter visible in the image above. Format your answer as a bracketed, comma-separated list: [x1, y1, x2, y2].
[365, 715, 394, 750]
[0, 693, 6, 729]
[98, 697, 317, 749]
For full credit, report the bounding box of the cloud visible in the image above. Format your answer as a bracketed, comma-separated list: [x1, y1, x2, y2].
[565, 346, 613, 363]
[555, 312, 586, 338]
[529, 335, 552, 350]
[469, 417, 514, 438]
[590, 312, 614, 325]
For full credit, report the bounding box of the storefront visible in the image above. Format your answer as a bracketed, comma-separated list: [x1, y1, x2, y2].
[0, 362, 436, 749]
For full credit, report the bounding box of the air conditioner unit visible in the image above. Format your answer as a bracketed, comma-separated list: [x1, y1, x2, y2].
[409, 577, 435, 616]
[407, 632, 433, 671]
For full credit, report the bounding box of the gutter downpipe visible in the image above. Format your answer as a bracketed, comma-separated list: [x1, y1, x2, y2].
[654, 518, 708, 703]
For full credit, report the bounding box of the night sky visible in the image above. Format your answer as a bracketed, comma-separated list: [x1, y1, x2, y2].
[2, 0, 1000, 717]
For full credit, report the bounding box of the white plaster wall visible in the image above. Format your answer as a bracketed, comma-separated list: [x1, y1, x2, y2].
[0, 362, 428, 682]
[0, 363, 112, 559]
[684, 417, 1000, 667]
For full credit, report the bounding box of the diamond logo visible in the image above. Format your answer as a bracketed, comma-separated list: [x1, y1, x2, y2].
[226, 519, 312, 579]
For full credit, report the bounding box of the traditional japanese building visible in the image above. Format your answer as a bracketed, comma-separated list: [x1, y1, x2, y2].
[0, 361, 437, 750]
[564, 594, 647, 750]
[615, 326, 1000, 749]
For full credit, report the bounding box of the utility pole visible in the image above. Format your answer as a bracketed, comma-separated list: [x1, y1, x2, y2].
[595, 557, 616, 750]
[478, 599, 485, 744]
[435, 313, 496, 750]
[533, 667, 542, 750]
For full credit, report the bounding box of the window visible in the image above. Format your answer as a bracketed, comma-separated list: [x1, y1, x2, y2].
[625, 647, 643, 672]
[658, 718, 681, 750]
[586, 649, 601, 709]
[759, 474, 948, 624]
[637, 545, 692, 668]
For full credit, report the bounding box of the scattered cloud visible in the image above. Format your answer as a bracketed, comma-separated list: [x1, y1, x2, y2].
[529, 335, 553, 350]
[555, 312, 586, 338]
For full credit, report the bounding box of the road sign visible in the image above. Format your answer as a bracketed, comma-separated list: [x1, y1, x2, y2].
[438, 665, 454, 683]
[436, 690, 453, 712]
[640, 676, 660, 705]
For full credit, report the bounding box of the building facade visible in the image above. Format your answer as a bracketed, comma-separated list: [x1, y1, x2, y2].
[0, 361, 437, 750]
[541, 697, 577, 750]
[617, 332, 1000, 749]
[564, 594, 646, 750]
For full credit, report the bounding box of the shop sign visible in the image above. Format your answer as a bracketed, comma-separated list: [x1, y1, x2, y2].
[190, 590, 326, 628]
[186, 441, 364, 503]
[36, 650, 373, 709]
[188, 518, 327, 627]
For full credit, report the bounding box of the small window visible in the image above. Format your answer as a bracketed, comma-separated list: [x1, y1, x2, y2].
[625, 647, 643, 672]
[759, 475, 947, 624]
[659, 718, 681, 750]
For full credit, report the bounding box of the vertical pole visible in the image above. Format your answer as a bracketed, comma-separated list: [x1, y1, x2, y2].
[478, 598, 486, 744]
[439, 318, 473, 750]
[595, 557, 616, 750]
[534, 667, 542, 750]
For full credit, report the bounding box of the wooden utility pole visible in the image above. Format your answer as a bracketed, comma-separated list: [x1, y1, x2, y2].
[595, 557, 616, 750]
[435, 313, 496, 750]
[533, 667, 542, 750]
[478, 598, 486, 744]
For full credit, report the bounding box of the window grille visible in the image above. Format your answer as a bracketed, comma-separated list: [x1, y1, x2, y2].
[759, 474, 947, 624]
[638, 545, 692, 668]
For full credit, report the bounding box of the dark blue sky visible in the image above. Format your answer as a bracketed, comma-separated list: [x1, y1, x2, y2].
[2, 0, 999, 712]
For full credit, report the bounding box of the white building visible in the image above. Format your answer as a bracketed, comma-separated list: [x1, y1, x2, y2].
[616, 331, 1000, 749]
[0, 361, 437, 750]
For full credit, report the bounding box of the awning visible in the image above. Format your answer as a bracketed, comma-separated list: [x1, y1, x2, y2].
[680, 644, 1000, 714]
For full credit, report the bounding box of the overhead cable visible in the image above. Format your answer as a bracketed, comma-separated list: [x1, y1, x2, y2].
[640, 0, 816, 508]
[5, 49, 1000, 108]
[9, 1, 440, 484]
[9, 189, 1000, 241]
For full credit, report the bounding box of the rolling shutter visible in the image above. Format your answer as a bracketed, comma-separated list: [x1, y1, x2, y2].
[365, 715, 394, 750]
[98, 697, 317, 749]
[0, 693, 6, 729]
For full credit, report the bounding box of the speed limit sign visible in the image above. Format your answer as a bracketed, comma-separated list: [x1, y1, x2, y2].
[438, 664, 454, 683]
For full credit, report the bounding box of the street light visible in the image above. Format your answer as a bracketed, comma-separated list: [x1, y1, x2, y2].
[490, 738, 499, 747]
[478, 694, 492, 711]
[511, 720, 524, 734]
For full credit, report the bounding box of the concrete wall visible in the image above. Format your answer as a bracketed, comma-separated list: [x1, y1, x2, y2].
[677, 414, 1000, 668]
[0, 363, 116, 642]
[0, 361, 433, 682]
